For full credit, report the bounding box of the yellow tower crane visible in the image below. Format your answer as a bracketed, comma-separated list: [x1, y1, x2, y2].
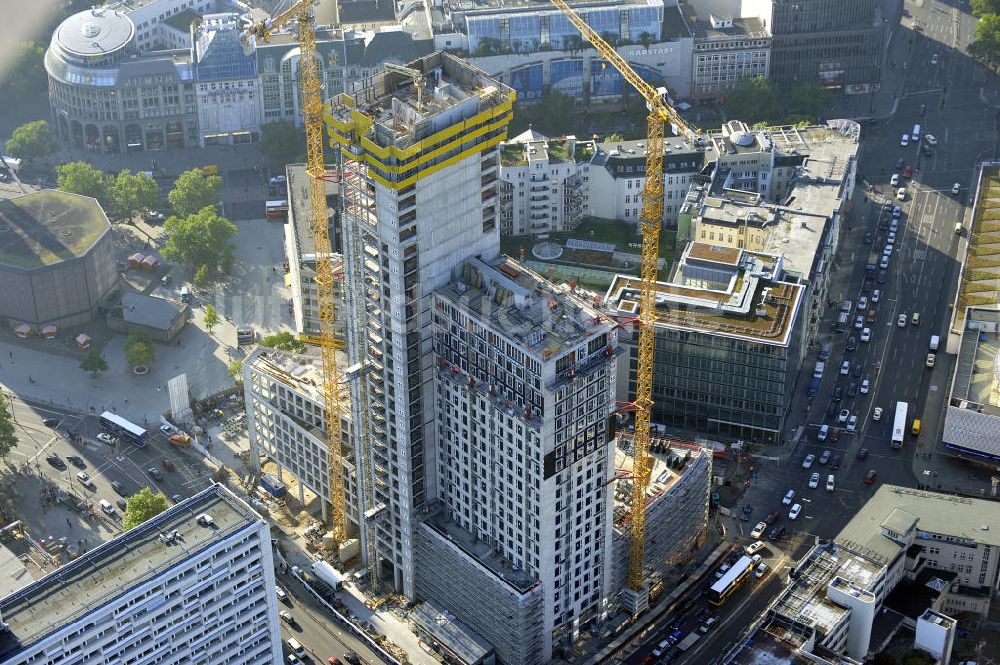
[548, 0, 698, 601]
[243, 3, 348, 545]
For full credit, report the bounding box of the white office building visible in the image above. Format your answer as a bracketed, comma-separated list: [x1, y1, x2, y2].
[243, 346, 360, 529]
[0, 485, 282, 664]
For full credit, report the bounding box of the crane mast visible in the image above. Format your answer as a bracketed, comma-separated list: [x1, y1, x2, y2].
[243, 3, 348, 545]
[548, 0, 696, 597]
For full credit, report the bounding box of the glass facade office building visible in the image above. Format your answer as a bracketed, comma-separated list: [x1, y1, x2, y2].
[465, 2, 664, 53]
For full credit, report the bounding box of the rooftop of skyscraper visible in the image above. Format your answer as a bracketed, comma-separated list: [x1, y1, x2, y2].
[243, 346, 352, 417]
[0, 485, 260, 659]
[436, 256, 611, 363]
[604, 243, 805, 345]
[329, 51, 513, 150]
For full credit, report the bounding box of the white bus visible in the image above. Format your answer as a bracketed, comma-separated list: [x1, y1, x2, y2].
[892, 401, 908, 449]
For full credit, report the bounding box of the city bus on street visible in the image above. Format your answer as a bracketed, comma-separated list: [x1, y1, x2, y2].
[100, 412, 148, 447]
[708, 555, 755, 606]
[892, 401, 908, 449]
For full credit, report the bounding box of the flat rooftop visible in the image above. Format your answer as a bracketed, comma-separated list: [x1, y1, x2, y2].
[423, 510, 537, 594]
[943, 307, 1000, 457]
[771, 543, 882, 635]
[162, 8, 200, 32]
[604, 245, 804, 346]
[121, 291, 185, 331]
[683, 7, 769, 40]
[285, 162, 341, 261]
[837, 485, 1000, 565]
[611, 437, 707, 530]
[411, 600, 492, 664]
[244, 346, 352, 417]
[447, 0, 658, 14]
[0, 485, 260, 658]
[0, 191, 110, 270]
[435, 256, 611, 362]
[331, 51, 513, 151]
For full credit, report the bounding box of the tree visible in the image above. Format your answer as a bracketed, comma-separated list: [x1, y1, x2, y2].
[724, 77, 782, 125]
[162, 206, 238, 272]
[122, 487, 169, 530]
[260, 331, 306, 353]
[203, 304, 220, 332]
[787, 81, 830, 123]
[124, 328, 154, 368]
[970, 14, 1000, 72]
[194, 265, 209, 288]
[56, 162, 109, 208]
[971, 0, 1000, 16]
[260, 120, 306, 168]
[109, 170, 160, 222]
[0, 399, 17, 460]
[5, 120, 56, 165]
[167, 169, 223, 218]
[638, 31, 655, 48]
[0, 42, 47, 103]
[79, 349, 108, 378]
[227, 359, 243, 382]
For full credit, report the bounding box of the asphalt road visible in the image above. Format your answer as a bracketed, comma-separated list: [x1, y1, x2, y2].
[277, 571, 382, 665]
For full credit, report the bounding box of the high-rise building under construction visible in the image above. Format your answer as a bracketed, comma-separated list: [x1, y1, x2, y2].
[328, 52, 516, 596]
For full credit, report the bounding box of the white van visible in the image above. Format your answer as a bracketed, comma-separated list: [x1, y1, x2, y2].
[929, 335, 940, 351]
[912, 124, 921, 141]
[817, 424, 829, 441]
[99, 499, 115, 515]
[180, 286, 190, 303]
[826, 475, 835, 492]
[286, 638, 305, 657]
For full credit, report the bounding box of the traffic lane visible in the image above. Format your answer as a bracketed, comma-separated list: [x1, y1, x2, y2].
[278, 572, 382, 665]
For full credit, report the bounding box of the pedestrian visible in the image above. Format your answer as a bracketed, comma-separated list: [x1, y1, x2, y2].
[66, 518, 71, 527]
[8, 351, 11, 360]
[124, 396, 128, 403]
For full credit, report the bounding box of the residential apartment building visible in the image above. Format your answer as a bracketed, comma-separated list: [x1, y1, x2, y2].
[436, 0, 695, 100]
[416, 256, 618, 663]
[193, 13, 262, 146]
[744, 0, 885, 91]
[242, 346, 359, 528]
[681, 8, 771, 103]
[497, 131, 708, 237]
[498, 129, 591, 237]
[723, 485, 1000, 664]
[0, 485, 282, 664]
[328, 52, 516, 597]
[605, 242, 806, 444]
[283, 163, 345, 342]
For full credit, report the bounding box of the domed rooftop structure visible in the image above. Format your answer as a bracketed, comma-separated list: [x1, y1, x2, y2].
[53, 7, 135, 62]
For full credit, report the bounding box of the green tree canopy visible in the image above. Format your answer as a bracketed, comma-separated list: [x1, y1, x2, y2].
[124, 328, 154, 368]
[260, 120, 306, 167]
[56, 162, 110, 208]
[79, 349, 108, 378]
[203, 304, 220, 332]
[0, 399, 17, 460]
[227, 358, 243, 381]
[260, 331, 306, 353]
[193, 265, 210, 288]
[787, 81, 830, 123]
[5, 120, 56, 165]
[109, 170, 160, 222]
[162, 206, 238, 272]
[724, 77, 782, 125]
[167, 169, 223, 218]
[970, 13, 1000, 72]
[971, 0, 1000, 16]
[122, 487, 169, 530]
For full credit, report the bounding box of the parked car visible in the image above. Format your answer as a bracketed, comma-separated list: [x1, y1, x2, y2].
[819, 450, 831, 465]
[857, 448, 869, 460]
[830, 427, 842, 443]
[782, 489, 795, 505]
[750, 521, 767, 539]
[788, 503, 802, 519]
[890, 173, 900, 186]
[952, 182, 961, 194]
[147, 467, 163, 481]
[76, 471, 92, 487]
[831, 454, 841, 470]
[45, 454, 65, 470]
[808, 473, 820, 489]
[864, 469, 878, 485]
[904, 164, 913, 178]
[162, 457, 175, 472]
[802, 454, 815, 469]
[97, 432, 113, 444]
[66, 455, 85, 469]
[110, 480, 128, 497]
[768, 525, 786, 540]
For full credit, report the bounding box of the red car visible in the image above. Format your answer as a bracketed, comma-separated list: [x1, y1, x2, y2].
[864, 469, 877, 485]
[903, 165, 913, 178]
[866, 310, 876, 324]
[162, 457, 175, 472]
[830, 427, 842, 443]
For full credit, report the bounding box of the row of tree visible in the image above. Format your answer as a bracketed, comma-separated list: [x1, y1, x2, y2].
[970, 0, 1000, 72]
